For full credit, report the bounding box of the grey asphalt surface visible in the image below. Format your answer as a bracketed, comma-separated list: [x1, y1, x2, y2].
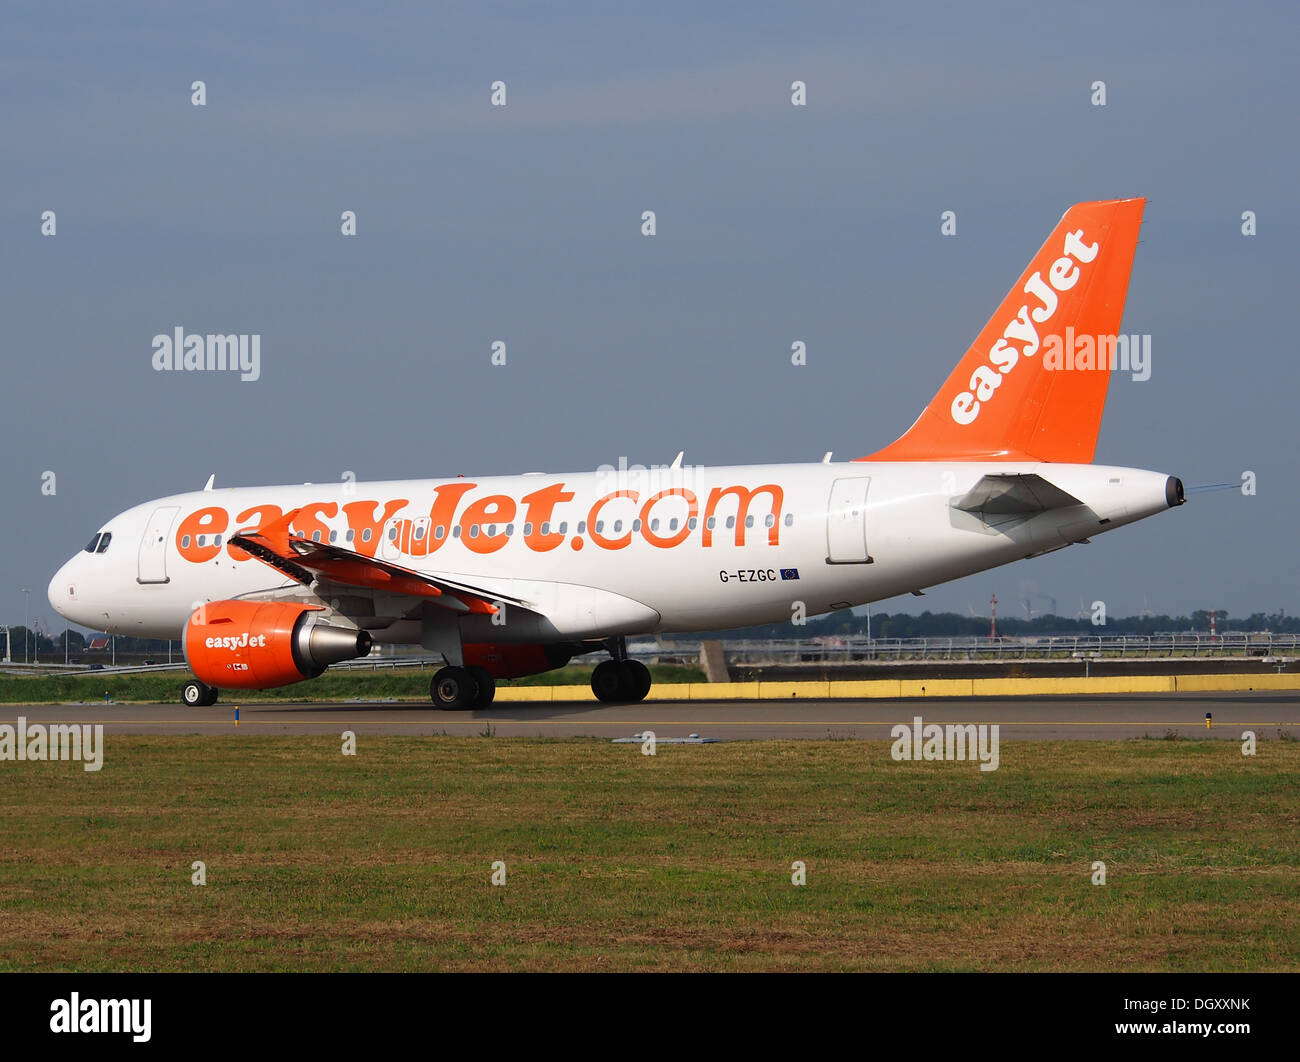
[3, 692, 1298, 740]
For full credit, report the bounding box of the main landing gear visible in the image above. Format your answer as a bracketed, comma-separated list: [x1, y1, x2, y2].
[181, 679, 219, 707]
[430, 665, 496, 710]
[590, 658, 652, 704]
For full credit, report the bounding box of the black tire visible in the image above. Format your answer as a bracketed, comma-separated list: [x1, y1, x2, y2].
[203, 685, 219, 706]
[622, 660, 652, 702]
[467, 666, 496, 707]
[182, 680, 212, 707]
[591, 659, 629, 703]
[431, 666, 480, 710]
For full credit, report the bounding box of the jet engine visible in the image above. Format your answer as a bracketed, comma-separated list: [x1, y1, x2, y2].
[184, 600, 372, 690]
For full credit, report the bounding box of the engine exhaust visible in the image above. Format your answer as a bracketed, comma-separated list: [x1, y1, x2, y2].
[292, 615, 373, 675]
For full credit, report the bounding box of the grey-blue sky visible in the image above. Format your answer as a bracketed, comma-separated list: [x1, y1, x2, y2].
[2, 0, 1295, 635]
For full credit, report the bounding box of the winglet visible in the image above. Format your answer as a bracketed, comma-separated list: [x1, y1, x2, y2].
[228, 508, 312, 583]
[243, 507, 302, 556]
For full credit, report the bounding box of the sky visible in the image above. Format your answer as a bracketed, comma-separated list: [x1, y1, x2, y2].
[2, 0, 1295, 637]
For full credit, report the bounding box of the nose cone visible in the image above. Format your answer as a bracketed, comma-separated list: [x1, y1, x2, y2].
[48, 556, 84, 623]
[49, 560, 69, 616]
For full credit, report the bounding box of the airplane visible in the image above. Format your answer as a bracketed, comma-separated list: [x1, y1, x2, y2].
[48, 197, 1184, 709]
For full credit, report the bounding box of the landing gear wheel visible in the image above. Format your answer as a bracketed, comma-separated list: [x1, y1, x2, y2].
[591, 659, 627, 703]
[622, 660, 652, 702]
[431, 666, 480, 710]
[591, 659, 651, 703]
[182, 680, 217, 707]
[467, 666, 496, 707]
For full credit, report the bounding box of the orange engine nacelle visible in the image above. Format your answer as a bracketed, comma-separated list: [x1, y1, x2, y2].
[184, 600, 373, 690]
[462, 642, 575, 679]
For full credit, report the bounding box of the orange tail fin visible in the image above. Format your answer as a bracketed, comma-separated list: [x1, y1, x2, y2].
[861, 198, 1145, 463]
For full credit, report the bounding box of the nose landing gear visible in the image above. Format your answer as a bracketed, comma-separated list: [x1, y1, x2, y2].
[181, 679, 218, 707]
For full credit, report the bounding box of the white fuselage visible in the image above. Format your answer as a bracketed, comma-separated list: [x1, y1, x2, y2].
[48, 461, 1178, 643]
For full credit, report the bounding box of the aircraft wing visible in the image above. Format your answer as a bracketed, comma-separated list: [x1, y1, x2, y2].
[229, 508, 525, 616]
[952, 473, 1084, 516]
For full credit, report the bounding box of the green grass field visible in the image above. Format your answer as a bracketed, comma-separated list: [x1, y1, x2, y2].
[0, 736, 1296, 971]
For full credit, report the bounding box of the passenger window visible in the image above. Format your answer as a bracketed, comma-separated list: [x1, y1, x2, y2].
[726, 517, 735, 529]
[362, 528, 373, 542]
[706, 517, 716, 530]
[453, 526, 461, 538]
[181, 535, 191, 548]
[784, 514, 794, 526]
[688, 517, 697, 530]
[435, 526, 445, 540]
[765, 514, 775, 527]
[523, 523, 533, 536]
[559, 522, 568, 534]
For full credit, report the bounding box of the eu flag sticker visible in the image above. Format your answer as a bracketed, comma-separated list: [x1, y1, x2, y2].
[780, 568, 800, 581]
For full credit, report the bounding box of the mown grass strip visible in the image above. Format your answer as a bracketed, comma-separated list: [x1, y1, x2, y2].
[0, 737, 1295, 971]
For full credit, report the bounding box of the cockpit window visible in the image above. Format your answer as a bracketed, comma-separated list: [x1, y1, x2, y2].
[84, 533, 102, 553]
[96, 532, 112, 553]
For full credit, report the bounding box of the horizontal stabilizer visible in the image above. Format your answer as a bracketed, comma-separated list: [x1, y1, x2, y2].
[953, 473, 1083, 516]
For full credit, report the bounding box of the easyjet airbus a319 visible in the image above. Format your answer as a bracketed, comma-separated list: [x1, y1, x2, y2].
[49, 198, 1183, 708]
